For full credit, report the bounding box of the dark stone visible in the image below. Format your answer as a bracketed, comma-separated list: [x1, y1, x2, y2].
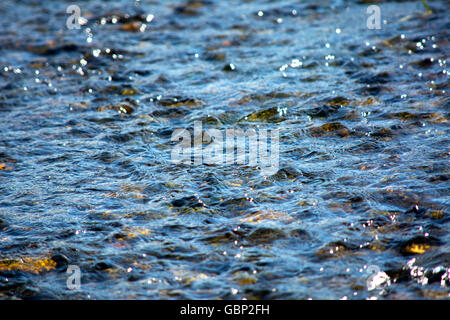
[247, 227, 287, 243]
[405, 205, 427, 215]
[51, 254, 70, 268]
[371, 127, 394, 138]
[222, 64, 237, 72]
[156, 96, 201, 107]
[157, 128, 174, 138]
[152, 108, 188, 119]
[398, 236, 442, 256]
[0, 218, 7, 231]
[413, 58, 434, 68]
[306, 105, 340, 118]
[171, 196, 203, 208]
[95, 261, 115, 271]
[315, 241, 358, 259]
[271, 167, 301, 180]
[241, 106, 284, 123]
[385, 268, 411, 283]
[289, 229, 311, 240]
[127, 272, 143, 282]
[427, 174, 449, 183]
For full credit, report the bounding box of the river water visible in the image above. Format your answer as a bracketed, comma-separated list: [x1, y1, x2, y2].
[0, 0, 449, 299]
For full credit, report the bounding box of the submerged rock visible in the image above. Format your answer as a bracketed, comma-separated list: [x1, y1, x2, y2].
[156, 96, 203, 108]
[95, 261, 116, 271]
[245, 227, 287, 244]
[171, 196, 204, 208]
[270, 167, 301, 180]
[323, 96, 350, 106]
[97, 103, 135, 114]
[314, 241, 359, 259]
[240, 107, 286, 123]
[223, 63, 237, 72]
[51, 254, 70, 269]
[399, 236, 442, 255]
[309, 122, 350, 137]
[412, 58, 435, 68]
[0, 218, 7, 231]
[0, 257, 57, 274]
[306, 104, 341, 118]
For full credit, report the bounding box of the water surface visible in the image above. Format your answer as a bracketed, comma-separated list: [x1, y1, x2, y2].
[0, 0, 449, 299]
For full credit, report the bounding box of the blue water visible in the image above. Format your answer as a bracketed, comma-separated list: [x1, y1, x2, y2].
[0, 0, 448, 299]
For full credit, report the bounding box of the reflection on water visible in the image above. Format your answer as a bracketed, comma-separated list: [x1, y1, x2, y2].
[0, 0, 448, 299]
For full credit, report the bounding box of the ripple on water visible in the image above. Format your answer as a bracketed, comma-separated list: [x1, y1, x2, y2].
[0, 0, 448, 300]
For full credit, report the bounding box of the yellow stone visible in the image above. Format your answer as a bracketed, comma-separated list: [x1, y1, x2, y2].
[0, 257, 56, 274]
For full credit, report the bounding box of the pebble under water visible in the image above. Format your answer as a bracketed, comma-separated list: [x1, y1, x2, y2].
[0, 0, 449, 299]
